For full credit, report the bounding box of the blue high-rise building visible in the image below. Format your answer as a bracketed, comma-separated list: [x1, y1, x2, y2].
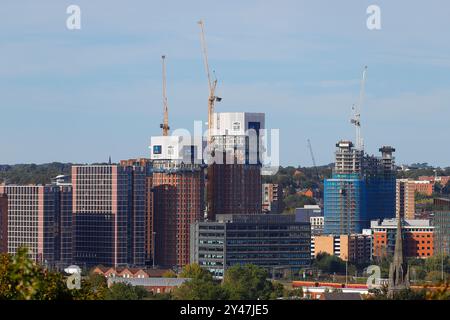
[324, 141, 396, 234]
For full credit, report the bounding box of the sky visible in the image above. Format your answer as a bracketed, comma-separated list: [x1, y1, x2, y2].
[0, 0, 449, 167]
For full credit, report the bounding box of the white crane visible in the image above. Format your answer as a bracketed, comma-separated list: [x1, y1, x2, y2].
[351, 66, 368, 151]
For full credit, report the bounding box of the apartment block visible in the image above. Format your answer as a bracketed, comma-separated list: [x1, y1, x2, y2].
[324, 141, 396, 234]
[396, 179, 415, 220]
[262, 183, 283, 214]
[207, 112, 265, 219]
[0, 193, 7, 253]
[150, 135, 205, 269]
[72, 165, 147, 268]
[0, 185, 61, 265]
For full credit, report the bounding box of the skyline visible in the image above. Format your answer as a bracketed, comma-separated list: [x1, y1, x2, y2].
[1, 1, 450, 167]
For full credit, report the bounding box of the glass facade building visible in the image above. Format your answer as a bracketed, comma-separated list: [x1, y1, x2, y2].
[190, 214, 311, 278]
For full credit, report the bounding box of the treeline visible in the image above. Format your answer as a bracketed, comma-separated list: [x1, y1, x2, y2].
[0, 163, 73, 185]
[0, 248, 297, 300]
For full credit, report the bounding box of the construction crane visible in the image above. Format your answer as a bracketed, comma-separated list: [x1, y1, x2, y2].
[307, 139, 320, 180]
[160, 55, 170, 136]
[197, 20, 222, 143]
[350, 66, 368, 151]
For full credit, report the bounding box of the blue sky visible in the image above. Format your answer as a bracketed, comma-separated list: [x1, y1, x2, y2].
[1, 0, 449, 166]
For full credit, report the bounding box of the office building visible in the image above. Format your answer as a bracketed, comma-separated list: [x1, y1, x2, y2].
[262, 183, 283, 213]
[324, 141, 396, 234]
[412, 180, 434, 196]
[371, 218, 434, 259]
[72, 164, 147, 268]
[396, 179, 415, 220]
[190, 214, 311, 278]
[0, 193, 7, 253]
[150, 135, 205, 269]
[207, 112, 265, 219]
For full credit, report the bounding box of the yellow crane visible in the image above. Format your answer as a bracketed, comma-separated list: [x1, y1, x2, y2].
[160, 55, 170, 136]
[197, 20, 222, 143]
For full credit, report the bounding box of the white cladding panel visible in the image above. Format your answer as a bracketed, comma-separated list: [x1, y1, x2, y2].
[212, 112, 265, 136]
[150, 136, 203, 161]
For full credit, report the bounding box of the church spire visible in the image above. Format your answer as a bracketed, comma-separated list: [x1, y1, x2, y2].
[388, 213, 410, 298]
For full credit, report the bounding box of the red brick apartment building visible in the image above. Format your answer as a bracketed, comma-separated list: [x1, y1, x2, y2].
[371, 219, 434, 259]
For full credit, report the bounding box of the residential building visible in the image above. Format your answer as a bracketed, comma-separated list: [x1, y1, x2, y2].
[396, 179, 415, 220]
[295, 205, 324, 235]
[107, 277, 190, 294]
[0, 193, 7, 253]
[0, 185, 61, 265]
[207, 112, 265, 219]
[262, 183, 283, 213]
[433, 198, 450, 256]
[150, 135, 205, 269]
[371, 219, 434, 259]
[324, 141, 396, 234]
[190, 214, 311, 279]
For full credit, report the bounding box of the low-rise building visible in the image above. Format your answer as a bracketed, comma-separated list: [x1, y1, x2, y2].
[371, 218, 434, 259]
[412, 180, 434, 196]
[311, 232, 372, 264]
[107, 277, 190, 294]
[190, 214, 311, 278]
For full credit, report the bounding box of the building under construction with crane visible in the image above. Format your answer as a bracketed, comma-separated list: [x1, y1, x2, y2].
[148, 55, 205, 270]
[323, 67, 397, 234]
[197, 21, 264, 219]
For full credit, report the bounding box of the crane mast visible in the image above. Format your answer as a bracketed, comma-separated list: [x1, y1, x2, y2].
[160, 55, 170, 136]
[307, 139, 319, 180]
[351, 66, 367, 151]
[198, 20, 221, 144]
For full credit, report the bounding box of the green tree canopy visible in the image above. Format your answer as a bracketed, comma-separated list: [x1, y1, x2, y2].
[172, 264, 227, 300]
[222, 264, 274, 300]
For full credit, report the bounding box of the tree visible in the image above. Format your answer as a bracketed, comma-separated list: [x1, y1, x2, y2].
[0, 247, 72, 300]
[313, 252, 346, 274]
[162, 270, 177, 278]
[71, 273, 108, 300]
[172, 264, 226, 300]
[104, 283, 148, 300]
[222, 264, 274, 300]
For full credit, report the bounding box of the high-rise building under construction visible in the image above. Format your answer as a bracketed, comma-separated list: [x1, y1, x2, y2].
[150, 135, 205, 269]
[207, 112, 265, 220]
[324, 141, 396, 234]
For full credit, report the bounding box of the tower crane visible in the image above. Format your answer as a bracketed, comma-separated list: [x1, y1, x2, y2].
[351, 66, 368, 151]
[197, 20, 222, 143]
[307, 139, 320, 180]
[160, 55, 170, 136]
